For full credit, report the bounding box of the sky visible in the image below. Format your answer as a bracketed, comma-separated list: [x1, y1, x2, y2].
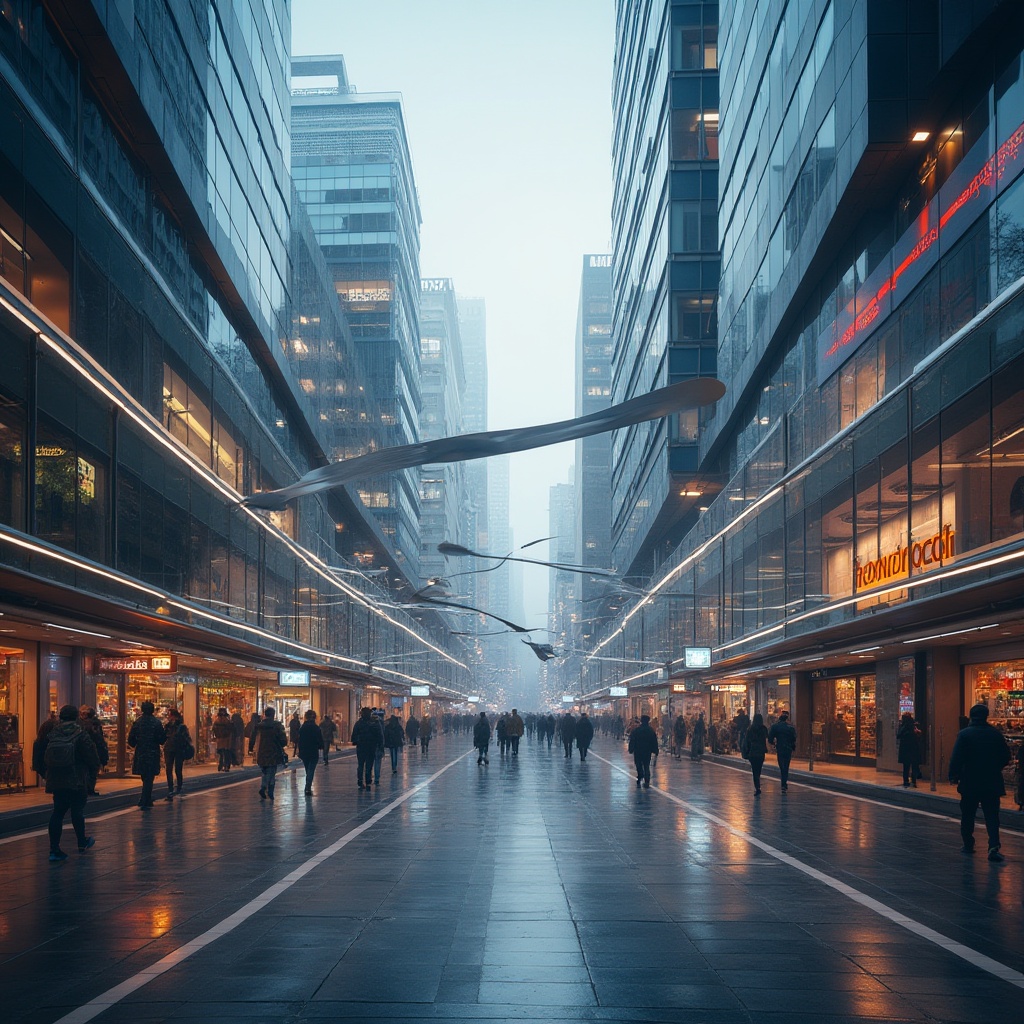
[291, 0, 615, 631]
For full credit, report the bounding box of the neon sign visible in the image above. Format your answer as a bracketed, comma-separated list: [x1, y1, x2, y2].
[855, 524, 955, 591]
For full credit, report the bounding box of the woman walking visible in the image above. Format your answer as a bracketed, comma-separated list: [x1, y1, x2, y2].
[162, 708, 193, 799]
[212, 708, 234, 772]
[383, 713, 405, 774]
[742, 712, 769, 795]
[473, 712, 491, 764]
[896, 712, 923, 787]
[298, 709, 325, 795]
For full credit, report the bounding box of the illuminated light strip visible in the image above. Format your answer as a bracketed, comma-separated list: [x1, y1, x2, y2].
[615, 666, 662, 687]
[7, 295, 466, 672]
[589, 486, 783, 660]
[901, 623, 998, 645]
[374, 665, 465, 695]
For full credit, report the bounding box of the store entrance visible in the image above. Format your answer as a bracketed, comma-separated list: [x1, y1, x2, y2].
[812, 673, 877, 764]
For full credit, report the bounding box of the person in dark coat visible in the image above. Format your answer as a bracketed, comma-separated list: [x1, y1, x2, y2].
[288, 711, 302, 755]
[545, 713, 556, 748]
[948, 703, 1012, 861]
[507, 709, 525, 756]
[250, 706, 288, 800]
[230, 711, 246, 767]
[575, 712, 595, 761]
[128, 701, 166, 809]
[243, 712, 261, 763]
[351, 707, 383, 789]
[162, 707, 193, 799]
[78, 706, 108, 795]
[473, 711, 491, 764]
[690, 713, 706, 761]
[320, 713, 338, 765]
[733, 707, 751, 755]
[212, 708, 234, 772]
[628, 714, 659, 788]
[672, 714, 687, 760]
[742, 712, 769, 795]
[372, 709, 387, 782]
[297, 709, 325, 795]
[896, 712, 923, 787]
[38, 705, 100, 861]
[767, 710, 797, 790]
[420, 713, 433, 753]
[495, 713, 509, 756]
[559, 713, 577, 759]
[383, 713, 405, 774]
[405, 713, 420, 747]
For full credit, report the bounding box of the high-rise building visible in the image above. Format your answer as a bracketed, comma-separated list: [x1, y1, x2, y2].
[548, 475, 580, 695]
[587, 1, 1024, 778]
[291, 55, 423, 579]
[0, 2, 467, 773]
[609, 0, 721, 579]
[574, 255, 614, 643]
[418, 279, 467, 588]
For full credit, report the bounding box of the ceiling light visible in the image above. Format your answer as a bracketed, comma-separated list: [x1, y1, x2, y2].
[912, 131, 930, 142]
[902, 624, 998, 644]
[43, 623, 111, 639]
[850, 645, 881, 654]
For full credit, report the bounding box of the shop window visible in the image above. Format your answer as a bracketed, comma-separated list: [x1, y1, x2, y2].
[965, 662, 1024, 736]
[940, 385, 991, 557]
[991, 367, 1024, 543]
[821, 481, 853, 599]
[996, 173, 1024, 295]
[909, 418, 945, 575]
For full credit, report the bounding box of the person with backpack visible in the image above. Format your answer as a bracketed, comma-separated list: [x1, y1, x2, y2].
[250, 706, 288, 800]
[163, 707, 194, 799]
[128, 701, 166, 809]
[37, 705, 99, 861]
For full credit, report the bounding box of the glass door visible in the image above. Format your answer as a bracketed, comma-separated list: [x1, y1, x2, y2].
[857, 675, 877, 759]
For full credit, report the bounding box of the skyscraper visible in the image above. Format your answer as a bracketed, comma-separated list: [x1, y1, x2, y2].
[291, 55, 423, 579]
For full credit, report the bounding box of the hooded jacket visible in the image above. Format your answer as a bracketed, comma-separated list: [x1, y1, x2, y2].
[251, 718, 288, 767]
[40, 722, 100, 794]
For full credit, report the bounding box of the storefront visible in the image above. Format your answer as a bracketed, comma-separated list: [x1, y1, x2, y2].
[708, 681, 749, 729]
[963, 658, 1024, 756]
[810, 668, 877, 765]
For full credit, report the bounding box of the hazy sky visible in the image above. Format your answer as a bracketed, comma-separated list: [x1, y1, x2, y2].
[292, 0, 615, 629]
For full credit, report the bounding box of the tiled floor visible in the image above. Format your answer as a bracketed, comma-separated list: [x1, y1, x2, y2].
[1, 734, 1022, 1023]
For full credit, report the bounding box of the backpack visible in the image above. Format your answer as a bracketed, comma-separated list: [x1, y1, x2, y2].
[44, 727, 80, 770]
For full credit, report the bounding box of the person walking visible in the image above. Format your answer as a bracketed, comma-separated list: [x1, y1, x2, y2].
[298, 709, 324, 795]
[383, 712, 405, 774]
[948, 703, 1012, 861]
[230, 711, 245, 768]
[212, 708, 234, 772]
[372, 709, 386, 783]
[733, 707, 751, 757]
[628, 714, 659, 788]
[288, 711, 301, 755]
[128, 701, 166, 809]
[243, 711, 261, 764]
[78, 706, 108, 795]
[896, 712, 923, 787]
[250, 706, 288, 800]
[690, 712, 707, 761]
[320, 712, 338, 766]
[419, 713, 433, 754]
[473, 712, 491, 764]
[351, 707, 382, 790]
[507, 709, 525, 756]
[559, 712, 577, 759]
[405, 713, 420, 748]
[162, 708, 193, 799]
[545, 713, 556, 749]
[35, 705, 100, 861]
[672, 714, 687, 760]
[741, 712, 769, 795]
[575, 711, 595, 761]
[767, 710, 796, 791]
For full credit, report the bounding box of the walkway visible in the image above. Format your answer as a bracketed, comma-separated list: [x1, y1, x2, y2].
[2, 734, 1022, 1023]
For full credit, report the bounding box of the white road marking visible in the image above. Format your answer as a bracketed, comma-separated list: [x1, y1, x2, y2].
[594, 752, 1024, 990]
[50, 751, 470, 1024]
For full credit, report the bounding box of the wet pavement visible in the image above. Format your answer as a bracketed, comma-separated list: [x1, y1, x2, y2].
[1, 735, 1022, 1023]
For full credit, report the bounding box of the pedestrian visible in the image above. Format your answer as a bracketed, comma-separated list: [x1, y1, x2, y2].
[288, 710, 301, 755]
[948, 703, 1012, 861]
[741, 712, 769, 795]
[420, 713, 433, 753]
[672, 713, 687, 760]
[559, 712, 577, 758]
[230, 711, 245, 767]
[896, 712, 923, 787]
[162, 707, 193, 800]
[733, 706, 751, 755]
[372, 709, 386, 783]
[128, 701, 165, 809]
[495, 713, 508, 755]
[250, 706, 288, 800]
[212, 707, 234, 772]
[320, 712, 338, 765]
[78, 706, 108, 794]
[767, 710, 796, 791]
[507, 708, 525, 755]
[545, 713, 556, 748]
[690, 712, 706, 761]
[383, 712, 405, 773]
[628, 713, 659, 788]
[473, 711, 491, 764]
[405, 712, 420, 748]
[243, 711, 261, 763]
[298, 709, 324, 795]
[575, 711, 594, 760]
[35, 705, 99, 861]
[351, 707, 382, 790]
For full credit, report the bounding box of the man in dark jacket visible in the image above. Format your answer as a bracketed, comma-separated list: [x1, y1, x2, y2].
[628, 714, 659, 788]
[383, 713, 405, 774]
[575, 712, 595, 760]
[297, 709, 325, 795]
[249, 706, 288, 800]
[559, 713, 577, 758]
[351, 707, 384, 789]
[39, 705, 100, 861]
[948, 703, 1012, 861]
[128, 701, 166, 809]
[473, 712, 491, 764]
[767, 710, 797, 791]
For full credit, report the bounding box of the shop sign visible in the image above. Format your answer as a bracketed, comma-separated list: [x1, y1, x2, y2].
[279, 670, 310, 687]
[1008, 690, 1024, 698]
[608, 686, 628, 696]
[411, 685, 430, 696]
[96, 654, 177, 673]
[709, 683, 746, 692]
[561, 694, 576, 703]
[855, 524, 955, 591]
[684, 647, 712, 668]
[390, 697, 406, 707]
[467, 694, 481, 703]
[671, 683, 689, 693]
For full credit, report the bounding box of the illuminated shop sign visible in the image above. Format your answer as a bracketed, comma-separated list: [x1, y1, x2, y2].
[411, 685, 430, 696]
[671, 683, 689, 693]
[817, 118, 1024, 385]
[467, 694, 481, 703]
[855, 524, 955, 591]
[710, 683, 746, 692]
[96, 654, 177, 673]
[562, 694, 576, 703]
[279, 670, 310, 687]
[684, 647, 712, 668]
[608, 686, 628, 696]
